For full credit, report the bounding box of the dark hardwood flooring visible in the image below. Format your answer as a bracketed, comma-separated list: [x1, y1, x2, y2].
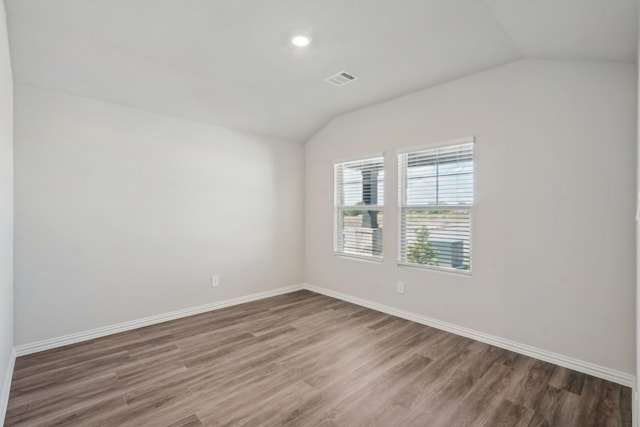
[5, 290, 632, 426]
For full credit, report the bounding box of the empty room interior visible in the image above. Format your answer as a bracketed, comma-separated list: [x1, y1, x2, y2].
[0, 0, 639, 426]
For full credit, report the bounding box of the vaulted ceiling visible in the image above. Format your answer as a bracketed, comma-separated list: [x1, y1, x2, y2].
[5, 0, 638, 142]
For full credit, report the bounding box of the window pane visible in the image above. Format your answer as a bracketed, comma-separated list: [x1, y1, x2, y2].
[339, 209, 383, 257]
[341, 162, 384, 207]
[406, 159, 473, 206]
[399, 141, 473, 273]
[403, 209, 470, 270]
[437, 170, 473, 205]
[343, 167, 363, 205]
[335, 155, 385, 260]
[407, 167, 437, 205]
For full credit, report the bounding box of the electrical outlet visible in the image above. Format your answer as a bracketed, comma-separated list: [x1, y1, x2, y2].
[212, 275, 220, 287]
[397, 281, 405, 294]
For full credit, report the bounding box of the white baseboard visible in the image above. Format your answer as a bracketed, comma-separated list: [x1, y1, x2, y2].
[303, 283, 635, 388]
[11, 281, 635, 389]
[0, 349, 16, 426]
[633, 383, 637, 427]
[15, 284, 304, 357]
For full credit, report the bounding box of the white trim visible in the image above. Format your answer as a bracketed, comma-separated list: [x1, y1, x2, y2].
[334, 253, 383, 264]
[303, 283, 635, 388]
[15, 284, 303, 357]
[0, 349, 16, 426]
[9, 282, 634, 389]
[633, 384, 638, 427]
[332, 152, 385, 165]
[396, 136, 475, 154]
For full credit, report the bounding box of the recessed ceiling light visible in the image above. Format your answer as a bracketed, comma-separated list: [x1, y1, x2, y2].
[291, 35, 311, 48]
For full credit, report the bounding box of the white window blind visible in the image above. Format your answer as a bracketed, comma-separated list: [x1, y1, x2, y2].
[398, 141, 474, 273]
[334, 156, 385, 260]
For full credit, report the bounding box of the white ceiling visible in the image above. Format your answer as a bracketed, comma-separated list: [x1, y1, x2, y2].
[5, 0, 638, 142]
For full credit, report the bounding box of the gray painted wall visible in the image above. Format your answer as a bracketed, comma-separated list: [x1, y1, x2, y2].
[0, 0, 14, 414]
[14, 85, 305, 345]
[305, 59, 636, 374]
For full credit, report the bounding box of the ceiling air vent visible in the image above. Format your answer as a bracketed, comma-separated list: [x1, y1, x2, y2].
[325, 71, 358, 87]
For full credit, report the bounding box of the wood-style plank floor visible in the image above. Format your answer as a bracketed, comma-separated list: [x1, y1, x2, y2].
[5, 290, 631, 426]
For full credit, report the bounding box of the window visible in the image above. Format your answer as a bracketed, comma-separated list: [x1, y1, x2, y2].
[334, 155, 385, 260]
[398, 140, 474, 273]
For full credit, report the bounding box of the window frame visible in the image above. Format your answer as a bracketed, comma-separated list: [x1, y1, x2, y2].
[397, 138, 475, 275]
[333, 154, 385, 262]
